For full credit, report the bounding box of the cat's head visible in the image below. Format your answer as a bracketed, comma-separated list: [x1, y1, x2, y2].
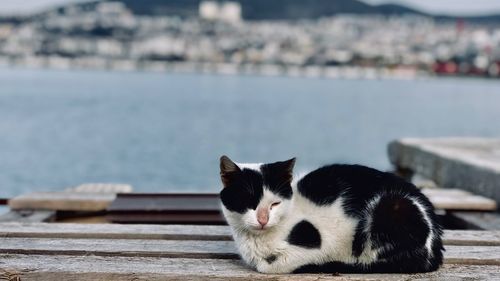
[219, 155, 296, 233]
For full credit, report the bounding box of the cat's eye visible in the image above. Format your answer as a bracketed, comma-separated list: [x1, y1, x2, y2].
[270, 202, 281, 209]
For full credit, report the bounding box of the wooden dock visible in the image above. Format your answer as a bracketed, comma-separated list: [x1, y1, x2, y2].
[0, 223, 499, 280]
[1, 137, 500, 280]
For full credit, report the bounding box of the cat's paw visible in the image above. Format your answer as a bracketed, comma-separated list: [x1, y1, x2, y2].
[256, 262, 279, 274]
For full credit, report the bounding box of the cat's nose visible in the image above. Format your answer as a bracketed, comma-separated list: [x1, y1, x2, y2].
[257, 216, 268, 227]
[257, 208, 269, 227]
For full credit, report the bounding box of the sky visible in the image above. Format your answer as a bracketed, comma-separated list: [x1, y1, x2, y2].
[2, 0, 500, 16]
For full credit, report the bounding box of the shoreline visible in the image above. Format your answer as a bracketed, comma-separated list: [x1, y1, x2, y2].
[2, 56, 499, 82]
[0, 55, 432, 81]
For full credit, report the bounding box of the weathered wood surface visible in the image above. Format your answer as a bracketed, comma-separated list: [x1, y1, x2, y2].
[1, 223, 499, 280]
[388, 137, 500, 206]
[420, 188, 497, 211]
[65, 183, 133, 193]
[1, 223, 499, 246]
[106, 193, 225, 224]
[0, 223, 232, 240]
[9, 192, 117, 211]
[8, 183, 133, 212]
[0, 255, 499, 281]
[0, 237, 239, 259]
[0, 237, 498, 265]
[0, 210, 56, 223]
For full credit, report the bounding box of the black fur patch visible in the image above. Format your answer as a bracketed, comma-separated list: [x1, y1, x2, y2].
[265, 255, 277, 264]
[219, 168, 263, 213]
[371, 195, 430, 258]
[287, 220, 321, 249]
[351, 218, 368, 257]
[260, 160, 294, 199]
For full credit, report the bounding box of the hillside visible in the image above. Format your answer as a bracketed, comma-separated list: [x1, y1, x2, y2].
[108, 0, 424, 19]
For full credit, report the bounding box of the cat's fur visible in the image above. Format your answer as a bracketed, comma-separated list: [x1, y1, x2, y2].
[219, 156, 443, 274]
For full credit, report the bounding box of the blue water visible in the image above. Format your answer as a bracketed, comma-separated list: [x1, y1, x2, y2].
[1, 68, 499, 197]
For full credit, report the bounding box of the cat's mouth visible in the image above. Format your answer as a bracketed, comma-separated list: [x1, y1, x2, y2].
[253, 225, 270, 231]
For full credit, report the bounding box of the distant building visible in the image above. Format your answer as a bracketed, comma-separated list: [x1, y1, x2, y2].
[199, 1, 242, 23]
[96, 2, 131, 17]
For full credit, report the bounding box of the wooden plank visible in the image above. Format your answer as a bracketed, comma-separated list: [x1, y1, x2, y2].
[1, 223, 498, 246]
[444, 246, 500, 266]
[106, 212, 225, 224]
[108, 193, 220, 212]
[106, 193, 225, 224]
[0, 223, 231, 240]
[421, 188, 497, 211]
[0, 236, 498, 265]
[65, 183, 133, 193]
[0, 237, 239, 259]
[9, 192, 116, 211]
[443, 230, 500, 246]
[0, 255, 499, 281]
[388, 138, 500, 206]
[0, 210, 56, 223]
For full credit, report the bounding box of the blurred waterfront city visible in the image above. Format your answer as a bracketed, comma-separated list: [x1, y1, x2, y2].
[1, 1, 500, 78]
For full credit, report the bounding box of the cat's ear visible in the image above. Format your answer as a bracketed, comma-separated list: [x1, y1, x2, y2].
[276, 158, 296, 175]
[220, 155, 241, 188]
[268, 157, 296, 183]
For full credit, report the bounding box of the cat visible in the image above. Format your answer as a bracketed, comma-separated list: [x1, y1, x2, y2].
[219, 155, 443, 274]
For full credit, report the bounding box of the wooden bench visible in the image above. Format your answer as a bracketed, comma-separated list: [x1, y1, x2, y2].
[0, 223, 499, 280]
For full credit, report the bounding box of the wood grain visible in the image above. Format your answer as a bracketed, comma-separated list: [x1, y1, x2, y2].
[421, 188, 497, 211]
[65, 183, 133, 193]
[0, 223, 232, 240]
[9, 192, 117, 211]
[0, 236, 498, 265]
[0, 237, 238, 259]
[0, 211, 56, 223]
[1, 223, 499, 246]
[0, 255, 499, 281]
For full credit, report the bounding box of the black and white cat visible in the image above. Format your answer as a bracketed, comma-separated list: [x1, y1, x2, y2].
[219, 156, 443, 274]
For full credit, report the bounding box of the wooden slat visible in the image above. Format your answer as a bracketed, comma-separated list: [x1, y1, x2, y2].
[421, 188, 497, 211]
[108, 193, 220, 212]
[0, 255, 499, 281]
[66, 183, 133, 193]
[106, 193, 225, 224]
[443, 230, 500, 246]
[106, 212, 225, 224]
[0, 210, 56, 223]
[444, 246, 500, 265]
[0, 236, 498, 265]
[9, 192, 117, 211]
[1, 223, 498, 246]
[0, 223, 232, 240]
[0, 237, 238, 259]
